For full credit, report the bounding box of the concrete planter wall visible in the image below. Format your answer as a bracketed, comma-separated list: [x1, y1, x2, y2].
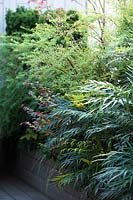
[15, 151, 83, 200]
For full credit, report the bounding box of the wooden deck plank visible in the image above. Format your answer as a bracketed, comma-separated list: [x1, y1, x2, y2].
[0, 188, 14, 200]
[0, 174, 50, 200]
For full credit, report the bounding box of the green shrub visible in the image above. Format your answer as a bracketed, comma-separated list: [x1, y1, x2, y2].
[0, 10, 89, 137]
[9, 15, 94, 95]
[0, 35, 31, 137]
[66, 10, 79, 24]
[6, 7, 39, 35]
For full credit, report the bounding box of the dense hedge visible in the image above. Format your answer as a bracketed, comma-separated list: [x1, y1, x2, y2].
[6, 7, 39, 35]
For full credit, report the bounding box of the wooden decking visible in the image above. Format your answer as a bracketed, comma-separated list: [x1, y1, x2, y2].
[0, 174, 50, 200]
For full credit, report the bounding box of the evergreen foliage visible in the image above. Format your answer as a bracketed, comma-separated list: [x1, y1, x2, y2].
[6, 7, 39, 35]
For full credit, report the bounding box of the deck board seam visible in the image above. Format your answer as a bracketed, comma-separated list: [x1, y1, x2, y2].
[0, 186, 16, 200]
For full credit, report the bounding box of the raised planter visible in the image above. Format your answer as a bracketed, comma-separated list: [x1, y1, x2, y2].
[15, 151, 84, 200]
